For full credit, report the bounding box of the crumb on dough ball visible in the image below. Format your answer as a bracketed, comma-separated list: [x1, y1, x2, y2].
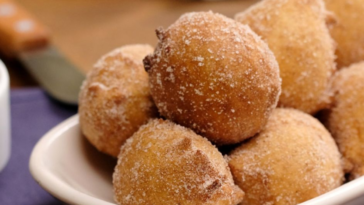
[144, 11, 281, 145]
[235, 0, 336, 114]
[79, 44, 157, 157]
[325, 0, 364, 68]
[113, 119, 244, 205]
[228, 108, 343, 205]
[324, 61, 364, 180]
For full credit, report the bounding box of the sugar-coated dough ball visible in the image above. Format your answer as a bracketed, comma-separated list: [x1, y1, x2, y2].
[228, 108, 343, 205]
[144, 11, 281, 145]
[79, 44, 157, 157]
[324, 62, 364, 180]
[113, 119, 245, 205]
[235, 0, 336, 114]
[325, 0, 364, 68]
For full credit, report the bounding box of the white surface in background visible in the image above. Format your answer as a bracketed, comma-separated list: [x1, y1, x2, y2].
[0, 60, 10, 172]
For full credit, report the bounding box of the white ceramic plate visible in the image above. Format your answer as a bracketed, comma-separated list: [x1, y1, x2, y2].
[30, 115, 364, 205]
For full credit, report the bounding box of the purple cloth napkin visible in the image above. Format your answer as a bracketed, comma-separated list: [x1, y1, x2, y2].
[0, 88, 77, 205]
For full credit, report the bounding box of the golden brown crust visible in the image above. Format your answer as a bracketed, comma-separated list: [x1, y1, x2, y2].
[79, 44, 157, 157]
[235, 0, 336, 114]
[324, 61, 364, 180]
[113, 119, 244, 205]
[145, 11, 281, 145]
[325, 0, 364, 68]
[228, 108, 344, 205]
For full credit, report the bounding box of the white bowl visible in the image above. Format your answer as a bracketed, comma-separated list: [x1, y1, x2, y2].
[0, 59, 10, 172]
[29, 115, 364, 205]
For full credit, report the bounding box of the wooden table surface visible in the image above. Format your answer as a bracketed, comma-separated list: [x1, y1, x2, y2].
[8, 0, 257, 87]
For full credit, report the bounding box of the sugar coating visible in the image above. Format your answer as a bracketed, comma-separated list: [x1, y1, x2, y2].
[235, 0, 336, 114]
[228, 108, 344, 205]
[144, 11, 281, 145]
[325, 0, 364, 68]
[79, 44, 157, 157]
[113, 119, 244, 205]
[324, 61, 364, 180]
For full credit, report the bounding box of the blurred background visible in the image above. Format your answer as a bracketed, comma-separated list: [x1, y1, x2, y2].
[8, 0, 257, 87]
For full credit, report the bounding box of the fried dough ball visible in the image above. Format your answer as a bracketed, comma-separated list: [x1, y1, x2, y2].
[113, 119, 244, 205]
[323, 62, 364, 180]
[228, 108, 343, 205]
[235, 0, 336, 114]
[325, 0, 364, 68]
[79, 44, 157, 157]
[144, 11, 281, 145]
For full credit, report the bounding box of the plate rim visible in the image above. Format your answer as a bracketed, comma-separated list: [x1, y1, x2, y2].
[29, 114, 116, 205]
[29, 114, 364, 205]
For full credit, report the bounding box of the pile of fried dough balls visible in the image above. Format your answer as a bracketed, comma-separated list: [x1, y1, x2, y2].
[78, 0, 364, 204]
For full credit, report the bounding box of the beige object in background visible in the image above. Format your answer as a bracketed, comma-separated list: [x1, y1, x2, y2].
[228, 108, 344, 205]
[325, 0, 364, 68]
[0, 60, 10, 172]
[324, 62, 364, 180]
[79, 44, 157, 157]
[113, 119, 244, 205]
[235, 0, 336, 114]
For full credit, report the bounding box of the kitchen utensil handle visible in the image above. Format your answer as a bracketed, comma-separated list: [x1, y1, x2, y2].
[0, 0, 49, 57]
